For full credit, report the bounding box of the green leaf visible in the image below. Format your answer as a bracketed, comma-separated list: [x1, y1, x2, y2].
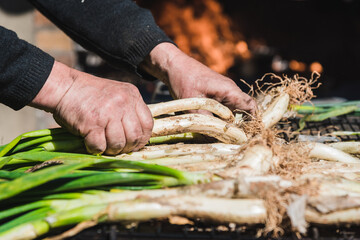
[21, 128, 67, 138]
[0, 157, 12, 169]
[304, 105, 358, 122]
[0, 207, 52, 234]
[48, 172, 179, 192]
[0, 136, 21, 157]
[0, 201, 50, 221]
[297, 105, 358, 131]
[0, 170, 26, 180]
[0, 162, 91, 201]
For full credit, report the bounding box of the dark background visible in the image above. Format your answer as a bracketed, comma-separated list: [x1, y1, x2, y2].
[223, 0, 360, 99]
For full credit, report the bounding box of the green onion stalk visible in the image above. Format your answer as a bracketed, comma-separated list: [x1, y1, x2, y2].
[0, 153, 214, 201]
[0, 128, 83, 158]
[297, 105, 358, 131]
[0, 128, 213, 158]
[0, 195, 266, 240]
[0, 155, 217, 240]
[292, 101, 360, 115]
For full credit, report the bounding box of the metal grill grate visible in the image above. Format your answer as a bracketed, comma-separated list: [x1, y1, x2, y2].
[65, 221, 360, 240]
[64, 115, 360, 240]
[283, 115, 360, 141]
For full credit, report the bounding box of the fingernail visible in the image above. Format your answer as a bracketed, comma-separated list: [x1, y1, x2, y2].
[85, 144, 103, 156]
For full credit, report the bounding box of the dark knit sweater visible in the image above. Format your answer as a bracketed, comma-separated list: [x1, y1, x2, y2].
[0, 0, 172, 110]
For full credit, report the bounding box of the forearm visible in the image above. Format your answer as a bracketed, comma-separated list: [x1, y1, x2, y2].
[28, 0, 173, 69]
[0, 26, 54, 110]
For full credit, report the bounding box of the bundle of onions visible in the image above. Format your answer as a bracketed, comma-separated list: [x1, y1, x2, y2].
[2, 72, 360, 239]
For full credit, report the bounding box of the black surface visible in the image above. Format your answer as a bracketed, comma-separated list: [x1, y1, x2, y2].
[278, 114, 360, 142]
[63, 222, 360, 240]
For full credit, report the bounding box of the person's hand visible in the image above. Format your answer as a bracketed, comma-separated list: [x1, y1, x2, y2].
[30, 61, 153, 155]
[141, 43, 257, 115]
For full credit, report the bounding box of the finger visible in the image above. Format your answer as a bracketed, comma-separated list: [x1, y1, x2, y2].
[134, 103, 154, 151]
[84, 128, 107, 155]
[121, 112, 144, 153]
[104, 119, 126, 155]
[237, 93, 258, 116]
[225, 91, 258, 116]
[246, 97, 258, 116]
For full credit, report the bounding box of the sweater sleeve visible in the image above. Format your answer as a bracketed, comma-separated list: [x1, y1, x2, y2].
[0, 26, 54, 110]
[28, 0, 173, 69]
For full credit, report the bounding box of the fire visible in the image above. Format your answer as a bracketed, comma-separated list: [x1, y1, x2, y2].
[289, 60, 323, 73]
[235, 41, 251, 59]
[145, 0, 245, 74]
[289, 60, 306, 72]
[138, 1, 324, 77]
[310, 62, 323, 73]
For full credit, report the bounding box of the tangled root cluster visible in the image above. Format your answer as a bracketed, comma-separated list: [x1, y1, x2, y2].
[240, 72, 320, 137]
[238, 72, 322, 235]
[254, 71, 321, 106]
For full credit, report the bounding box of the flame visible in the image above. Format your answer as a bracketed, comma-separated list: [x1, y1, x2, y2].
[310, 62, 323, 73]
[235, 41, 251, 59]
[147, 0, 245, 74]
[289, 60, 306, 72]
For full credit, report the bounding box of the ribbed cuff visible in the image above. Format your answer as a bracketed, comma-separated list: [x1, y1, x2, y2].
[121, 26, 175, 81]
[2, 46, 54, 110]
[124, 26, 175, 67]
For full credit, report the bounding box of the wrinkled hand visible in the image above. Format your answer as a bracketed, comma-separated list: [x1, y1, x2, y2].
[30, 61, 153, 155]
[166, 53, 257, 116]
[142, 43, 257, 115]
